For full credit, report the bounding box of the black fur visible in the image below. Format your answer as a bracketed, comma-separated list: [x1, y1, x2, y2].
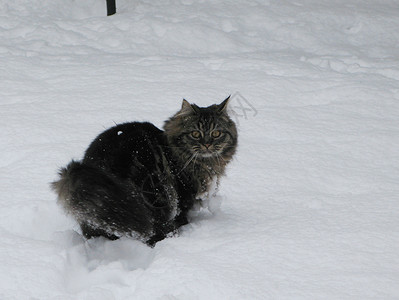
[53, 122, 196, 246]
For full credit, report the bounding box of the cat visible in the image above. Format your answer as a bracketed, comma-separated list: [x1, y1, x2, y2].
[51, 97, 237, 246]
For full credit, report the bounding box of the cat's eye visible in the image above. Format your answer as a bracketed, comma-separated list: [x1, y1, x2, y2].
[211, 130, 221, 138]
[191, 131, 201, 139]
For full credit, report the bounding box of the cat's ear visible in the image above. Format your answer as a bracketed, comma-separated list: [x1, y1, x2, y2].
[217, 95, 231, 114]
[178, 99, 196, 116]
[181, 99, 192, 111]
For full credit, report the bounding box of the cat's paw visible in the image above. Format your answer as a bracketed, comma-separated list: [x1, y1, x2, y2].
[192, 198, 204, 211]
[195, 195, 223, 214]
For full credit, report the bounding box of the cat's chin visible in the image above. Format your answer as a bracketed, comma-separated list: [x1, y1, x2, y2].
[199, 152, 219, 159]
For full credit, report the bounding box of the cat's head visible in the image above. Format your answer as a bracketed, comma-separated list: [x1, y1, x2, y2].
[164, 97, 237, 164]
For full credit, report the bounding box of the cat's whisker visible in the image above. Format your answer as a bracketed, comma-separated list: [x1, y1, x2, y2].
[217, 152, 227, 162]
[192, 153, 199, 172]
[164, 146, 185, 149]
[177, 153, 197, 175]
[214, 152, 222, 169]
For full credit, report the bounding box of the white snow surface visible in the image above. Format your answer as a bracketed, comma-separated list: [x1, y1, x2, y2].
[1, 0, 399, 299]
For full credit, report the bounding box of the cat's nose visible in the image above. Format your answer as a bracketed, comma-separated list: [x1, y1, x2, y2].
[204, 144, 211, 149]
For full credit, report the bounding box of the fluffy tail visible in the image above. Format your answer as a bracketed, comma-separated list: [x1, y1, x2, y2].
[51, 160, 153, 241]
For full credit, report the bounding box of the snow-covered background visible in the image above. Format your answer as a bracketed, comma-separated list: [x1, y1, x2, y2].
[1, 0, 399, 299]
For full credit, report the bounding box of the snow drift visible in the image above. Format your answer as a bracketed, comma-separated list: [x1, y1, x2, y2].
[1, 0, 398, 299]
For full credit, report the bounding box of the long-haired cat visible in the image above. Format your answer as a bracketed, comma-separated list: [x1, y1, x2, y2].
[51, 97, 237, 246]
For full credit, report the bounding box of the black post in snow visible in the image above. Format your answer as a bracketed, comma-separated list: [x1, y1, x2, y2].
[106, 0, 116, 16]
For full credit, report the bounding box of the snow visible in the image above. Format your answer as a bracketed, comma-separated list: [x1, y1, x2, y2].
[1, 0, 399, 299]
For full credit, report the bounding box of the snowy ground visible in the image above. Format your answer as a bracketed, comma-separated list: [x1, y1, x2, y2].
[1, 0, 399, 299]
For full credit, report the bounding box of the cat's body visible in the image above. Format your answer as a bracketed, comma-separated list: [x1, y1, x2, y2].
[52, 98, 237, 246]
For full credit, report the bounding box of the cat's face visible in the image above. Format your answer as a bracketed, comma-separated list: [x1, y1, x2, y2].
[164, 97, 237, 164]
